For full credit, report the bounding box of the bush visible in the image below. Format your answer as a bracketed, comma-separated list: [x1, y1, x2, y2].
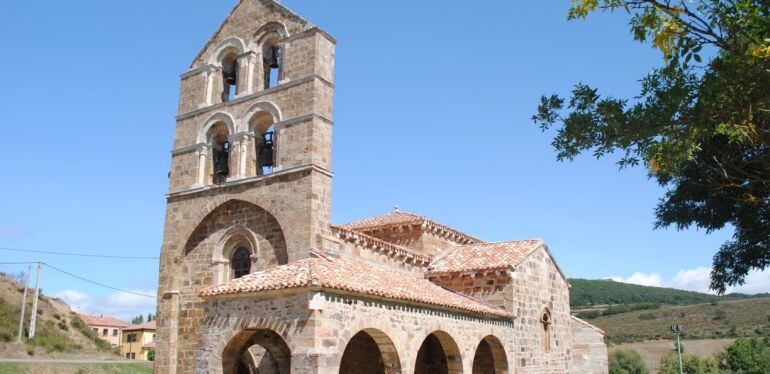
[609, 349, 648, 374]
[638, 313, 658, 320]
[658, 351, 722, 374]
[714, 310, 727, 320]
[576, 310, 601, 319]
[147, 348, 155, 361]
[724, 338, 770, 373]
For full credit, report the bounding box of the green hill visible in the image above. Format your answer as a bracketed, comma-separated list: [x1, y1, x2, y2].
[568, 278, 765, 308]
[586, 297, 770, 344]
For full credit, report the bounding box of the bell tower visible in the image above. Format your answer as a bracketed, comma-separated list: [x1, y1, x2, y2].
[154, 1, 335, 372]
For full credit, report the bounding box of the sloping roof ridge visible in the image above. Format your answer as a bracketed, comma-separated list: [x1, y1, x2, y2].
[457, 238, 544, 247]
[331, 225, 433, 265]
[570, 315, 606, 335]
[340, 210, 484, 244]
[189, 0, 313, 68]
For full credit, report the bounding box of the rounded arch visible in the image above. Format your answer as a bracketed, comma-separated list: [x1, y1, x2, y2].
[541, 308, 552, 353]
[198, 112, 237, 144]
[221, 328, 290, 374]
[249, 22, 289, 50]
[183, 200, 288, 269]
[208, 37, 247, 66]
[339, 328, 401, 374]
[472, 335, 508, 374]
[239, 101, 282, 133]
[415, 330, 463, 374]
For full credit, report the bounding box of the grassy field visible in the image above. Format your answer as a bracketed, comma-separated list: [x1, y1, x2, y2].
[610, 338, 735, 372]
[586, 297, 770, 343]
[0, 362, 152, 374]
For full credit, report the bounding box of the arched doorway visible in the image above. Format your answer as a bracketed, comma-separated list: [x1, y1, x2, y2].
[339, 329, 401, 374]
[472, 336, 508, 374]
[414, 331, 462, 374]
[222, 329, 290, 374]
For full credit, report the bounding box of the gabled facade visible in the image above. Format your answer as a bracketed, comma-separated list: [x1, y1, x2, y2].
[154, 1, 608, 373]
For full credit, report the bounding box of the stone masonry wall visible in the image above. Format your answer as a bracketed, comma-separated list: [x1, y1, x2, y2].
[570, 317, 608, 374]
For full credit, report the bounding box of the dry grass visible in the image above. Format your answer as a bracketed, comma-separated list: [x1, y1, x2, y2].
[610, 339, 735, 373]
[588, 298, 770, 343]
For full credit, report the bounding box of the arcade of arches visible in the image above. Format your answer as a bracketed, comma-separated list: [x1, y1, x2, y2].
[224, 328, 509, 374]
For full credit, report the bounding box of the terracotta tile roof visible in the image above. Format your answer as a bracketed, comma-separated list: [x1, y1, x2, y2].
[142, 341, 156, 349]
[200, 252, 513, 319]
[340, 210, 484, 245]
[331, 225, 433, 266]
[428, 240, 544, 275]
[78, 314, 129, 328]
[123, 320, 156, 332]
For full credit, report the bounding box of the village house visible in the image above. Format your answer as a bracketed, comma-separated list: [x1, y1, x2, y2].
[78, 313, 129, 348]
[154, 1, 609, 373]
[121, 320, 157, 361]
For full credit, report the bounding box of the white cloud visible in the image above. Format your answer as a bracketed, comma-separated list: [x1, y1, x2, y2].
[53, 289, 157, 322]
[608, 267, 770, 295]
[608, 272, 664, 287]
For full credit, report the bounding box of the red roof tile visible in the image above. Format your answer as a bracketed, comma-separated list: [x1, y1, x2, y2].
[78, 314, 129, 328]
[142, 341, 156, 349]
[200, 252, 513, 319]
[428, 240, 544, 275]
[331, 225, 433, 266]
[340, 210, 484, 245]
[123, 320, 156, 332]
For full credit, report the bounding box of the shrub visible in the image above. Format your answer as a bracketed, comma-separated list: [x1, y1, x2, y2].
[26, 345, 35, 356]
[638, 313, 658, 320]
[714, 310, 727, 320]
[658, 351, 722, 374]
[609, 349, 648, 374]
[724, 338, 770, 373]
[576, 310, 601, 319]
[147, 348, 155, 361]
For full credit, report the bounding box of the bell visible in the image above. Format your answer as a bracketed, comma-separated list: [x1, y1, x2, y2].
[224, 66, 237, 85]
[268, 45, 280, 69]
[258, 132, 274, 168]
[213, 141, 230, 176]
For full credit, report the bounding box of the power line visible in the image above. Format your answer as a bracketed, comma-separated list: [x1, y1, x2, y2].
[0, 261, 39, 265]
[0, 246, 159, 260]
[41, 262, 157, 299]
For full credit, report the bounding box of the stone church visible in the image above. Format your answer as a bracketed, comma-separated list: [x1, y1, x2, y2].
[154, 1, 608, 373]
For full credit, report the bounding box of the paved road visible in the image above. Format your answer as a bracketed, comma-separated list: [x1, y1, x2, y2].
[0, 358, 152, 364]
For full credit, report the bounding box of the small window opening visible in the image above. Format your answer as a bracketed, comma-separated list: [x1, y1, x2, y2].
[256, 125, 275, 176]
[231, 247, 251, 279]
[263, 44, 281, 89]
[541, 311, 551, 353]
[221, 52, 238, 102]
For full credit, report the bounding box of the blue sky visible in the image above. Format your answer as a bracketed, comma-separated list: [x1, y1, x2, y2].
[0, 1, 767, 319]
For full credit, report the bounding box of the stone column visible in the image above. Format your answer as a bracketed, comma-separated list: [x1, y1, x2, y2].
[237, 51, 258, 96]
[239, 133, 252, 178]
[196, 144, 209, 187]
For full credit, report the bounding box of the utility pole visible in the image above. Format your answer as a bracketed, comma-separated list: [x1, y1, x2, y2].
[28, 262, 42, 339]
[16, 263, 31, 342]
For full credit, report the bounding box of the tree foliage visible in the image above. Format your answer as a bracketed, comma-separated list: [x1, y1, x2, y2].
[533, 1, 770, 293]
[724, 338, 770, 373]
[610, 349, 649, 374]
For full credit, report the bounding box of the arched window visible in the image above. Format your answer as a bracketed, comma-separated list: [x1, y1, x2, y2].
[262, 41, 281, 89]
[541, 309, 551, 353]
[220, 51, 239, 102]
[230, 247, 251, 279]
[256, 125, 275, 176]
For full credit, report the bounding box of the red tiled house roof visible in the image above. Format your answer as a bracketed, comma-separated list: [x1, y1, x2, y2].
[200, 251, 513, 319]
[78, 314, 129, 328]
[123, 320, 156, 332]
[331, 225, 433, 266]
[428, 240, 544, 275]
[340, 210, 484, 245]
